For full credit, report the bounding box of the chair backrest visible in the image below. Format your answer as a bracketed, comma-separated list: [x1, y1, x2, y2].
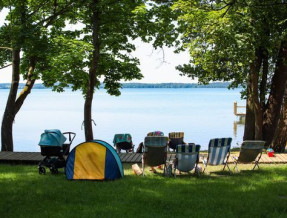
[143, 136, 168, 167]
[207, 138, 232, 165]
[169, 132, 184, 138]
[238, 140, 265, 163]
[176, 143, 200, 172]
[169, 138, 184, 150]
[113, 134, 132, 144]
[147, 131, 164, 136]
[113, 134, 133, 150]
[168, 132, 185, 150]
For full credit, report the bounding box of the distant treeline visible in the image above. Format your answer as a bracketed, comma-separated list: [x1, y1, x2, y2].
[120, 82, 231, 88]
[0, 82, 231, 89]
[0, 83, 48, 89]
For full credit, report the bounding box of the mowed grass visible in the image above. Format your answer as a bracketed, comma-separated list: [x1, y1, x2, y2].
[0, 164, 287, 218]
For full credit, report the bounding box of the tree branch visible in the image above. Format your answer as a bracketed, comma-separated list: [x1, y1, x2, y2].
[253, 3, 287, 7]
[27, 1, 50, 19]
[0, 63, 12, 70]
[35, 1, 76, 28]
[0, 47, 13, 51]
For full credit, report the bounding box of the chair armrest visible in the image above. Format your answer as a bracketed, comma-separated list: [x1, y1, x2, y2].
[201, 156, 207, 167]
[232, 156, 238, 161]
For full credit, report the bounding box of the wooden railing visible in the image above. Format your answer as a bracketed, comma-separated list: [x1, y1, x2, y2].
[234, 102, 246, 116]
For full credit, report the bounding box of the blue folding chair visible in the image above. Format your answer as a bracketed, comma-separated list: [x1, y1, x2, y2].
[202, 138, 232, 173]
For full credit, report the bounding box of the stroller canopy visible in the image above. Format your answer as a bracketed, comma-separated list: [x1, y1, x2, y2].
[113, 134, 132, 145]
[66, 140, 124, 180]
[38, 129, 66, 147]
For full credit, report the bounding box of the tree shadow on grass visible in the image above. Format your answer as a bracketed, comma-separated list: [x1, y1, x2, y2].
[0, 164, 287, 217]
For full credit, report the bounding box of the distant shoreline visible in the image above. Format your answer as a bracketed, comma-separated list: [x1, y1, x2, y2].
[0, 82, 233, 89]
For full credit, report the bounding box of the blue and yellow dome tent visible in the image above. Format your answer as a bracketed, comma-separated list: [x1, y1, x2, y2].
[66, 140, 124, 180]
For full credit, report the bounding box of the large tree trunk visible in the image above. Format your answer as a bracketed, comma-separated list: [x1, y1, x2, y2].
[263, 41, 287, 145]
[259, 49, 268, 109]
[1, 49, 20, 151]
[243, 74, 255, 140]
[84, 0, 100, 141]
[244, 48, 263, 140]
[1, 55, 36, 151]
[251, 50, 263, 140]
[271, 82, 287, 152]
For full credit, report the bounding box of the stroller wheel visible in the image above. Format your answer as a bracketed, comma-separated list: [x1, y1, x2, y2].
[50, 167, 58, 174]
[39, 166, 46, 175]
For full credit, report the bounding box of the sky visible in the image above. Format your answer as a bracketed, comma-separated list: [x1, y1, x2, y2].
[0, 41, 194, 84]
[0, 8, 195, 84]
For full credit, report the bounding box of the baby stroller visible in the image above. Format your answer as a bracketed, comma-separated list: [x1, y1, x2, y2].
[38, 129, 76, 174]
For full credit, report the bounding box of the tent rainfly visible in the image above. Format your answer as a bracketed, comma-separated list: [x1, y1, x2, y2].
[66, 140, 124, 180]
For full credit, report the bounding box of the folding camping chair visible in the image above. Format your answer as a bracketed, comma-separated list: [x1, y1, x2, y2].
[147, 131, 164, 136]
[142, 136, 168, 176]
[233, 140, 265, 172]
[136, 131, 164, 153]
[168, 132, 185, 151]
[202, 138, 232, 173]
[113, 133, 134, 153]
[173, 143, 201, 177]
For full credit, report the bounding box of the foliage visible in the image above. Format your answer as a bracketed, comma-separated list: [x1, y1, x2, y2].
[0, 0, 81, 81]
[0, 82, 232, 89]
[172, 0, 287, 91]
[40, 0, 145, 96]
[38, 0, 184, 96]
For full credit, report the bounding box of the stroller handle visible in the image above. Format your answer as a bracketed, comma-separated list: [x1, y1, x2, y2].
[62, 132, 76, 144]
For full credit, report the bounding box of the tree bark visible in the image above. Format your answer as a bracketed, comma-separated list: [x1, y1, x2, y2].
[1, 49, 20, 151]
[243, 73, 255, 140]
[271, 82, 287, 152]
[260, 49, 268, 109]
[263, 41, 287, 145]
[251, 49, 263, 140]
[15, 58, 36, 114]
[84, 0, 100, 141]
[244, 48, 263, 140]
[1, 55, 37, 151]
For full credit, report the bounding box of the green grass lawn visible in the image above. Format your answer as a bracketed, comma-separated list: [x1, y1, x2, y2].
[0, 164, 287, 218]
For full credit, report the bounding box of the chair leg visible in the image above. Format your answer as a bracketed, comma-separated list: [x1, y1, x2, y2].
[202, 158, 207, 174]
[233, 162, 239, 173]
[202, 166, 206, 173]
[116, 147, 121, 153]
[163, 163, 166, 176]
[142, 155, 145, 177]
[223, 162, 232, 173]
[252, 161, 260, 170]
[173, 161, 177, 178]
[194, 164, 200, 177]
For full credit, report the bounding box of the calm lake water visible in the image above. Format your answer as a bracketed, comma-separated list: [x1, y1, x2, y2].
[0, 88, 245, 151]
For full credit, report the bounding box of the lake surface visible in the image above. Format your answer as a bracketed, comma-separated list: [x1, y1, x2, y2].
[0, 88, 245, 151]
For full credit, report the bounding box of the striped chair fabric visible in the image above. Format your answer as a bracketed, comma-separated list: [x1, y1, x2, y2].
[169, 132, 184, 138]
[176, 143, 201, 172]
[144, 136, 168, 152]
[147, 131, 164, 136]
[176, 143, 200, 153]
[207, 138, 232, 165]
